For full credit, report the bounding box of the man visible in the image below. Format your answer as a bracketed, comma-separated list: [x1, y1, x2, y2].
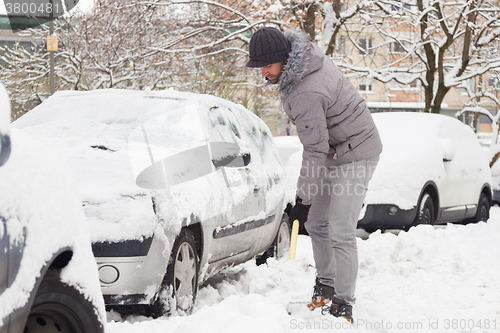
[246, 27, 383, 323]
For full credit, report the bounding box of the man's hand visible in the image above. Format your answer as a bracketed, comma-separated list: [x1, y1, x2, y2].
[288, 198, 311, 235]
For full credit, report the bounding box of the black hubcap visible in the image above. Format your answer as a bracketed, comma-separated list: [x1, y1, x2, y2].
[25, 304, 83, 333]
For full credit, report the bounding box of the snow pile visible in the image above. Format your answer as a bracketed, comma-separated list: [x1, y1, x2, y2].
[106, 211, 500, 332]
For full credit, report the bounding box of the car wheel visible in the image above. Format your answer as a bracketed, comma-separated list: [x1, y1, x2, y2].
[256, 214, 291, 265]
[473, 193, 490, 223]
[411, 192, 434, 228]
[25, 269, 103, 333]
[153, 228, 199, 316]
[275, 216, 291, 258]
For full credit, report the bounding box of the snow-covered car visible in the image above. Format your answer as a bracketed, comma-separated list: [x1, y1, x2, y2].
[359, 112, 492, 231]
[14, 89, 290, 316]
[273, 112, 492, 232]
[0, 85, 106, 332]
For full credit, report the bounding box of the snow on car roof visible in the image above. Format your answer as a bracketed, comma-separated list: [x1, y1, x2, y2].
[14, 88, 270, 198]
[365, 112, 490, 209]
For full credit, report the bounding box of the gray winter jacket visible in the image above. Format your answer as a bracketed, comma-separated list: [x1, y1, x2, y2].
[278, 30, 383, 205]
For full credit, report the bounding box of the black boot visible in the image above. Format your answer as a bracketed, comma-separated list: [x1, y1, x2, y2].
[307, 278, 335, 310]
[322, 297, 354, 323]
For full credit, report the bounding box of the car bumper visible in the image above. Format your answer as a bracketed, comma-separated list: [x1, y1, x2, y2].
[357, 204, 416, 230]
[103, 293, 148, 306]
[92, 235, 169, 305]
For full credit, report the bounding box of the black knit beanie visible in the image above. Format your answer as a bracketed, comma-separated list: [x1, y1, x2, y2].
[246, 27, 291, 68]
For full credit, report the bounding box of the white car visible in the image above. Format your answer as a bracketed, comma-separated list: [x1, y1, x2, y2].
[14, 89, 290, 316]
[274, 112, 492, 232]
[0, 84, 106, 332]
[359, 112, 492, 231]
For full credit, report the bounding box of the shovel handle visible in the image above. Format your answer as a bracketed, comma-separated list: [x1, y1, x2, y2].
[288, 219, 299, 259]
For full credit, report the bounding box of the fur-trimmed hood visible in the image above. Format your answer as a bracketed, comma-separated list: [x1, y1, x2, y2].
[278, 30, 318, 98]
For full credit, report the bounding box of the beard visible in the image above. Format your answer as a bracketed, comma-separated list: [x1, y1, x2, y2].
[265, 76, 279, 84]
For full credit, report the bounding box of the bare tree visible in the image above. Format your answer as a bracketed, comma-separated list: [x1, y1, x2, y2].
[336, 0, 500, 114]
[0, 31, 50, 118]
[1, 0, 271, 118]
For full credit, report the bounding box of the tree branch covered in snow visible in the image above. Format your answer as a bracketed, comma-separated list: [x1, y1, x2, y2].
[335, 0, 500, 114]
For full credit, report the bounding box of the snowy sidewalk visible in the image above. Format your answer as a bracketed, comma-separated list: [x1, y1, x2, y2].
[106, 208, 500, 333]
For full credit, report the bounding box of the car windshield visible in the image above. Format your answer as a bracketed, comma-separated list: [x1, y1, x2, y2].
[128, 105, 211, 188]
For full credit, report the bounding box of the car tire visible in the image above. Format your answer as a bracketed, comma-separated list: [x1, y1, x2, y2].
[25, 268, 103, 333]
[363, 227, 380, 233]
[473, 193, 490, 223]
[153, 228, 199, 316]
[256, 214, 291, 266]
[410, 192, 434, 229]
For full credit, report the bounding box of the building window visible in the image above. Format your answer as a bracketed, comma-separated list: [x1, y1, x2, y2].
[359, 77, 373, 92]
[390, 42, 405, 53]
[359, 38, 373, 55]
[391, 2, 411, 11]
[489, 77, 500, 90]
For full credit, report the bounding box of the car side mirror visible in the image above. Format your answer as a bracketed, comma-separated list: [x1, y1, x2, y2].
[211, 142, 251, 168]
[135, 142, 252, 189]
[441, 138, 455, 162]
[0, 83, 12, 167]
[136, 145, 214, 189]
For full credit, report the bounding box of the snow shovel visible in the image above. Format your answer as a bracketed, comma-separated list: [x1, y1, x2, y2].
[288, 219, 299, 259]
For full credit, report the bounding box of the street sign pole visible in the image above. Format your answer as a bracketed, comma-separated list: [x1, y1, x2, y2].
[49, 20, 54, 95]
[49, 0, 54, 95]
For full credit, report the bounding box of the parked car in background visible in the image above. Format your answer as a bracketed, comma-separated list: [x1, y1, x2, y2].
[0, 84, 105, 332]
[477, 132, 492, 152]
[274, 112, 492, 232]
[359, 112, 492, 231]
[14, 89, 290, 317]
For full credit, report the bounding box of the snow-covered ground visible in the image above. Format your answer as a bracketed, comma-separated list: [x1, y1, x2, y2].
[105, 208, 500, 333]
[7, 89, 499, 331]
